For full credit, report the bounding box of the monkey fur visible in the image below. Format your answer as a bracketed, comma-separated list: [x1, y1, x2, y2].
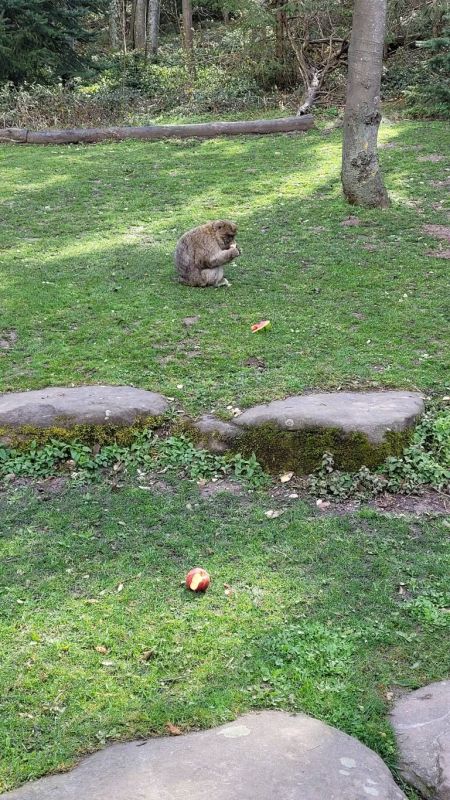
[175, 220, 241, 287]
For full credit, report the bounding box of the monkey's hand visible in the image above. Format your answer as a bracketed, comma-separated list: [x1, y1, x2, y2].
[229, 243, 241, 258]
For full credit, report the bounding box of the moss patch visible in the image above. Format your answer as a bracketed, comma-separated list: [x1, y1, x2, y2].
[234, 424, 412, 473]
[0, 415, 165, 450]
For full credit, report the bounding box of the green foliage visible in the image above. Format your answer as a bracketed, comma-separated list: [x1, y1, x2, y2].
[398, 15, 450, 119]
[308, 406, 450, 499]
[0, 431, 267, 488]
[247, 622, 356, 705]
[0, 0, 107, 85]
[406, 590, 450, 628]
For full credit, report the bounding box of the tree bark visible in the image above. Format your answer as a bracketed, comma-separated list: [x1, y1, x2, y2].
[109, 0, 120, 49]
[341, 0, 389, 208]
[275, 8, 286, 61]
[181, 0, 196, 78]
[146, 0, 160, 58]
[133, 0, 147, 49]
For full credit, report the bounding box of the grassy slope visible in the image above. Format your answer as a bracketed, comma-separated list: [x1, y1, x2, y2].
[0, 121, 449, 414]
[0, 479, 449, 793]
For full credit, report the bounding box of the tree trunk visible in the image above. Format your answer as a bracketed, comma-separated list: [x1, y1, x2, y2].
[133, 0, 147, 49]
[146, 0, 160, 58]
[9, 116, 314, 146]
[297, 70, 321, 115]
[182, 0, 196, 78]
[121, 0, 127, 53]
[109, 0, 120, 48]
[341, 0, 389, 208]
[275, 9, 285, 61]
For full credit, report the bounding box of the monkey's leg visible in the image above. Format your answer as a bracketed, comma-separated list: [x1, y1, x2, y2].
[201, 267, 224, 286]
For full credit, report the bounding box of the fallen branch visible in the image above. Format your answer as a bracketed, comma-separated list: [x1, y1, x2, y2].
[0, 116, 314, 146]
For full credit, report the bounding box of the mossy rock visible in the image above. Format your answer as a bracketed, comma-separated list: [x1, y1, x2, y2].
[235, 423, 411, 473]
[0, 416, 165, 450]
[183, 391, 424, 474]
[0, 385, 169, 448]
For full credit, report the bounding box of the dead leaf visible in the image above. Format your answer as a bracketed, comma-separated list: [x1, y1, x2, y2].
[280, 471, 294, 483]
[385, 691, 394, 701]
[265, 509, 285, 519]
[166, 723, 182, 736]
[116, 583, 124, 593]
[288, 492, 299, 499]
[316, 499, 331, 508]
[397, 583, 407, 596]
[101, 660, 114, 667]
[95, 645, 108, 654]
[86, 599, 99, 604]
[341, 216, 360, 227]
[141, 650, 155, 662]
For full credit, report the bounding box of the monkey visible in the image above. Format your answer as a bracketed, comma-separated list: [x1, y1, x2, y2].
[174, 220, 241, 287]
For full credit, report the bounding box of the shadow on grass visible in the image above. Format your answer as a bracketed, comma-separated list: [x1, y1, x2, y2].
[0, 121, 448, 407]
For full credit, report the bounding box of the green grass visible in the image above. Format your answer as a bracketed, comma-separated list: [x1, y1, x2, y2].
[1, 119, 449, 797]
[0, 478, 449, 793]
[1, 120, 449, 414]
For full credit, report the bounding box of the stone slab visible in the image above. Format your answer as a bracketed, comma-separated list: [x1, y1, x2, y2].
[0, 386, 168, 429]
[2, 711, 406, 800]
[234, 391, 424, 444]
[192, 414, 241, 453]
[391, 680, 450, 799]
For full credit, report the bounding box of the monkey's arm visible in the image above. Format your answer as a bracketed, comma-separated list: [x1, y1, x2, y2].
[207, 245, 240, 269]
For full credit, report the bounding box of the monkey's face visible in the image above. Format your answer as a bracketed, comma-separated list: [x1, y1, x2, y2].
[213, 220, 238, 249]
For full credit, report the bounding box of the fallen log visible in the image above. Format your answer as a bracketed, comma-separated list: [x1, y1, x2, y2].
[0, 128, 28, 143]
[0, 116, 314, 146]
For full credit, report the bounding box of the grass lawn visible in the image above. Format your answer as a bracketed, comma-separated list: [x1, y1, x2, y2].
[1, 120, 449, 797]
[0, 477, 449, 794]
[1, 120, 449, 415]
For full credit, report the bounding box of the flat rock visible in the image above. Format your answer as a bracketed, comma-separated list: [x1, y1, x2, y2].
[192, 414, 241, 453]
[0, 386, 168, 429]
[234, 391, 424, 444]
[2, 711, 406, 800]
[391, 680, 450, 799]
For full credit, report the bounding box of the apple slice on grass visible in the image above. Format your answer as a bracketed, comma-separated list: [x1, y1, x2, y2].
[251, 320, 271, 332]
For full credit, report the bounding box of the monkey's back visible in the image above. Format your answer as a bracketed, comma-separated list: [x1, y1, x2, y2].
[175, 224, 213, 283]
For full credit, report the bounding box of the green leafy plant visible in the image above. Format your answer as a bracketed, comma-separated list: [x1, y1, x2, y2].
[0, 431, 267, 488]
[407, 590, 450, 628]
[309, 406, 450, 500]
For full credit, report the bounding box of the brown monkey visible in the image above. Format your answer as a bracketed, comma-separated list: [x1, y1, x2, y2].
[175, 220, 241, 287]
